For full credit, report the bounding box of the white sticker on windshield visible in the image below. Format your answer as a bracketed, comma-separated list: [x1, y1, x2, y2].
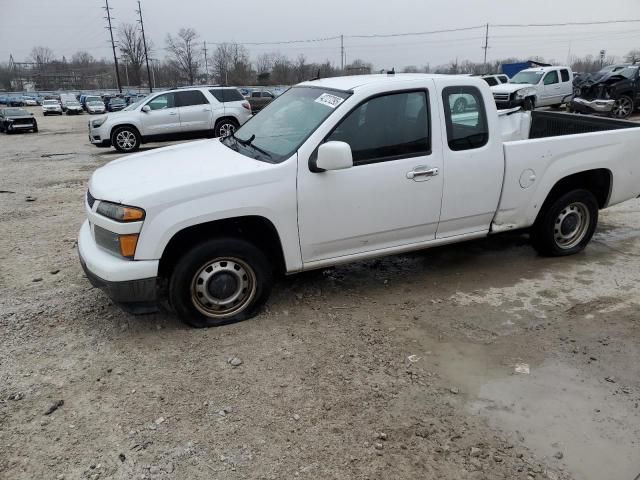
[315, 93, 344, 109]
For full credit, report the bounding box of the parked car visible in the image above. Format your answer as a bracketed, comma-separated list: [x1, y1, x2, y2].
[573, 64, 630, 97]
[86, 100, 106, 115]
[88, 86, 251, 152]
[570, 65, 640, 119]
[8, 97, 25, 107]
[81, 95, 103, 111]
[491, 66, 574, 110]
[106, 97, 126, 112]
[247, 89, 275, 113]
[65, 100, 83, 115]
[0, 107, 38, 133]
[23, 97, 38, 106]
[0, 95, 8, 105]
[42, 99, 63, 116]
[78, 74, 640, 327]
[59, 93, 78, 112]
[480, 74, 510, 86]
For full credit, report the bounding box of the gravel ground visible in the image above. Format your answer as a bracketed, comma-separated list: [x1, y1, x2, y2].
[1, 107, 639, 480]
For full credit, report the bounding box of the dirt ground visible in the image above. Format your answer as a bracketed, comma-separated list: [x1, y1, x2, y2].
[1, 107, 639, 480]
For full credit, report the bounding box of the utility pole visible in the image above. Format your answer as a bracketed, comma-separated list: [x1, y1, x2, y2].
[103, 0, 122, 93]
[482, 23, 489, 71]
[203, 41, 209, 82]
[340, 35, 345, 71]
[136, 0, 153, 92]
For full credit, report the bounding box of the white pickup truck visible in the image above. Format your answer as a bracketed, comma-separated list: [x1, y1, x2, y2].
[78, 74, 640, 328]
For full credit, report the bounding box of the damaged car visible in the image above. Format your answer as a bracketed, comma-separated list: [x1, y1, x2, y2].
[571, 65, 639, 118]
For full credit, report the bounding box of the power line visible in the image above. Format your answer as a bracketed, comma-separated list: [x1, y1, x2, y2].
[493, 19, 640, 28]
[346, 25, 485, 39]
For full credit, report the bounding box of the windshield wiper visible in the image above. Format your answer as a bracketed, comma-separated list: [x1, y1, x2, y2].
[234, 134, 272, 159]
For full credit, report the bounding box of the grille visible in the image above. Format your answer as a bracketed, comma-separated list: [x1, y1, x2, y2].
[493, 93, 510, 101]
[13, 118, 34, 125]
[86, 190, 95, 208]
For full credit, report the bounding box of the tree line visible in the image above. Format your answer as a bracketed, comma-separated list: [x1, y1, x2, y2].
[1, 24, 639, 91]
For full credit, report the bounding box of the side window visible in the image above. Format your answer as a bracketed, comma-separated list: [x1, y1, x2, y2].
[147, 93, 175, 110]
[560, 69, 570, 82]
[326, 91, 430, 166]
[498, 75, 509, 83]
[252, 92, 260, 98]
[222, 89, 244, 102]
[442, 86, 488, 151]
[543, 71, 559, 85]
[483, 77, 498, 86]
[209, 89, 224, 102]
[177, 90, 208, 107]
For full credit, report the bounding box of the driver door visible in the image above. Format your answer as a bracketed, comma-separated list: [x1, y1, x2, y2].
[140, 92, 180, 136]
[297, 88, 444, 265]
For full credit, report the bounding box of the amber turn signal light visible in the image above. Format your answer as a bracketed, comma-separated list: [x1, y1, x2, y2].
[118, 234, 139, 258]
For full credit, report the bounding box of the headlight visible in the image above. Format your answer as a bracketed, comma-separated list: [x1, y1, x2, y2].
[96, 200, 145, 222]
[515, 88, 534, 100]
[94, 225, 139, 259]
[92, 118, 106, 128]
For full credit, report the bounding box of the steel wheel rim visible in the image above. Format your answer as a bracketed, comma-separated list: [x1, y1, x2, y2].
[116, 130, 137, 150]
[219, 123, 235, 137]
[613, 98, 632, 118]
[190, 257, 256, 318]
[554, 202, 590, 249]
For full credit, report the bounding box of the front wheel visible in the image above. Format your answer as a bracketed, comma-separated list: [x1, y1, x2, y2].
[111, 126, 141, 153]
[530, 189, 598, 256]
[214, 118, 239, 138]
[168, 237, 273, 328]
[611, 95, 634, 119]
[522, 97, 534, 111]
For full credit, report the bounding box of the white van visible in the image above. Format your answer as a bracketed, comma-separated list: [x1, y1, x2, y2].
[491, 66, 574, 110]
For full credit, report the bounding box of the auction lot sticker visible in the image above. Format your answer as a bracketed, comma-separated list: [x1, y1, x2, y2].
[315, 93, 345, 108]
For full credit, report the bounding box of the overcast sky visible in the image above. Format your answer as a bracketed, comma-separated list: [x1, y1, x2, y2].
[1, 0, 639, 69]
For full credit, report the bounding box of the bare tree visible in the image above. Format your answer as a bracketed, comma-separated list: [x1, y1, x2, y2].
[294, 54, 308, 82]
[118, 23, 151, 86]
[255, 53, 274, 76]
[29, 46, 55, 65]
[71, 51, 95, 65]
[625, 49, 640, 64]
[211, 42, 252, 85]
[166, 28, 200, 85]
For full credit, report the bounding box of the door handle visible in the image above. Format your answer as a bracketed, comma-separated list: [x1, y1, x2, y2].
[168, 112, 177, 116]
[202, 108, 209, 112]
[407, 166, 439, 181]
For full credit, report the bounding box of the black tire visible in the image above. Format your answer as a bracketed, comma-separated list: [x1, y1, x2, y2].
[611, 95, 634, 119]
[214, 118, 239, 138]
[523, 97, 534, 111]
[32, 122, 38, 133]
[453, 97, 467, 113]
[551, 104, 562, 109]
[530, 189, 598, 257]
[111, 126, 141, 153]
[168, 237, 273, 328]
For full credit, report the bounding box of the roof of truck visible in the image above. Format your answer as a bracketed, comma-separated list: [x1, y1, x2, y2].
[298, 73, 472, 91]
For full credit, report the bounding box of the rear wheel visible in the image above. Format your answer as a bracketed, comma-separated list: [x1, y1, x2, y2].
[111, 126, 141, 153]
[530, 189, 598, 256]
[214, 118, 239, 137]
[453, 97, 467, 113]
[611, 95, 634, 119]
[168, 237, 273, 328]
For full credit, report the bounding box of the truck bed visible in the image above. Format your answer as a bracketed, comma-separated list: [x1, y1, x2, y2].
[493, 111, 640, 233]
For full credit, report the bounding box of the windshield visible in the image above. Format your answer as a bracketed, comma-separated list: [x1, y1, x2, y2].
[43, 100, 58, 105]
[85, 96, 101, 103]
[111, 98, 125, 104]
[511, 71, 544, 84]
[87, 101, 103, 106]
[67, 101, 80, 106]
[124, 96, 147, 111]
[3, 108, 28, 116]
[223, 87, 351, 163]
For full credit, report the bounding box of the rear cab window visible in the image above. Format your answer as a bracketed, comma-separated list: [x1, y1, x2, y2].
[560, 69, 570, 82]
[442, 86, 488, 151]
[482, 77, 498, 87]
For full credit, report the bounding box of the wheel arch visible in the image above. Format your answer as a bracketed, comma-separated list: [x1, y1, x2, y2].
[110, 123, 142, 141]
[158, 215, 287, 280]
[536, 168, 612, 223]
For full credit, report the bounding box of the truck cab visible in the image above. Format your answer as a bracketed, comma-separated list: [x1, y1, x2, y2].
[492, 66, 574, 110]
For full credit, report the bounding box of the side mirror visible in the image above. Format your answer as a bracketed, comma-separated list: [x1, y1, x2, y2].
[311, 141, 353, 172]
[141, 105, 151, 113]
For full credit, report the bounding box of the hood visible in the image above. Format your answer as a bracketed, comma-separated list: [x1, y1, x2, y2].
[4, 114, 33, 120]
[89, 138, 273, 206]
[490, 83, 534, 94]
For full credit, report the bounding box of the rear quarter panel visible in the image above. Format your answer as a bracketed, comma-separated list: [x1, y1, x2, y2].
[493, 127, 640, 232]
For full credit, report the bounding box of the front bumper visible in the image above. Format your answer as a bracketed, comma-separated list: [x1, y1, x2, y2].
[7, 122, 36, 130]
[494, 98, 523, 109]
[78, 220, 159, 313]
[569, 97, 615, 114]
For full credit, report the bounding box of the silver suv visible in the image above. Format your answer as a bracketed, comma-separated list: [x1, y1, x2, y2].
[89, 86, 252, 153]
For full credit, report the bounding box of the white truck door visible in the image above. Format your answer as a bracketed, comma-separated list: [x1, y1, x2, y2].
[436, 83, 504, 238]
[176, 90, 212, 133]
[541, 70, 561, 106]
[139, 92, 180, 136]
[297, 88, 444, 264]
